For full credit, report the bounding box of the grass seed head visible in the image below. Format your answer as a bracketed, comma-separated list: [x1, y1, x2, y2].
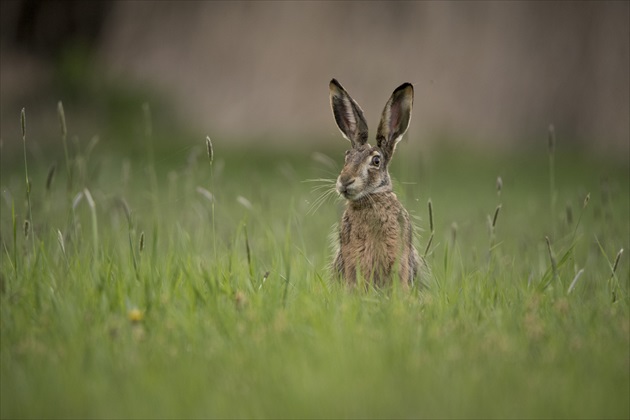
[611, 248, 623, 277]
[57, 101, 67, 137]
[46, 163, 57, 192]
[237, 196, 253, 210]
[23, 219, 30, 238]
[496, 176, 503, 196]
[196, 186, 214, 203]
[427, 199, 434, 232]
[206, 136, 214, 165]
[567, 268, 585, 294]
[139, 231, 145, 253]
[20, 108, 26, 140]
[83, 188, 95, 210]
[583, 193, 590, 208]
[259, 271, 270, 290]
[72, 191, 84, 211]
[57, 229, 66, 255]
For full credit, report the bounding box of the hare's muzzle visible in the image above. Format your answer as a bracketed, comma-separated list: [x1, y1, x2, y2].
[336, 176, 356, 199]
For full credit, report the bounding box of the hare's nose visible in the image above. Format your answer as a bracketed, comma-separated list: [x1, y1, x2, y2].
[338, 173, 355, 186]
[337, 176, 355, 195]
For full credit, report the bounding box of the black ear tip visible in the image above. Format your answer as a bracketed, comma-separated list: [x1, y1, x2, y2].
[330, 78, 342, 88]
[396, 82, 414, 92]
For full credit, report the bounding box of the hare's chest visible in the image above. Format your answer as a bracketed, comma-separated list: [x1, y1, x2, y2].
[343, 208, 401, 257]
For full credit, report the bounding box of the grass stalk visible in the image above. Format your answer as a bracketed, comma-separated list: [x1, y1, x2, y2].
[56, 229, 68, 265]
[139, 231, 145, 254]
[423, 232, 434, 258]
[496, 176, 503, 198]
[21, 109, 34, 251]
[118, 197, 139, 280]
[70, 191, 83, 248]
[489, 204, 502, 255]
[57, 101, 72, 192]
[282, 210, 293, 307]
[12, 201, 17, 273]
[489, 176, 503, 258]
[206, 136, 217, 263]
[571, 193, 590, 243]
[548, 124, 557, 235]
[143, 103, 160, 241]
[45, 163, 56, 193]
[244, 224, 254, 280]
[609, 248, 624, 302]
[567, 268, 584, 294]
[424, 199, 435, 258]
[83, 188, 99, 262]
[545, 236, 558, 282]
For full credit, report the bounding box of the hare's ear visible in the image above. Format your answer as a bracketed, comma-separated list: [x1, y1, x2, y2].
[329, 79, 368, 147]
[376, 83, 413, 164]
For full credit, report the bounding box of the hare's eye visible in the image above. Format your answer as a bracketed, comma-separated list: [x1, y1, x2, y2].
[371, 155, 381, 166]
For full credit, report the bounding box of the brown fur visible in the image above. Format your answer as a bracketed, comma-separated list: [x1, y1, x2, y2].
[334, 192, 420, 286]
[329, 79, 422, 287]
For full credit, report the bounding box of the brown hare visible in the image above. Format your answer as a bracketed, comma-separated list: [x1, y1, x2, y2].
[329, 78, 421, 287]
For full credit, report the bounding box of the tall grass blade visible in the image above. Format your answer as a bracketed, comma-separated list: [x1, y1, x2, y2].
[567, 269, 585, 294]
[83, 188, 99, 262]
[548, 124, 557, 235]
[46, 163, 57, 192]
[21, 108, 34, 250]
[12, 201, 17, 273]
[57, 101, 72, 192]
[427, 199, 434, 233]
[545, 236, 558, 281]
[244, 224, 253, 279]
[206, 136, 217, 262]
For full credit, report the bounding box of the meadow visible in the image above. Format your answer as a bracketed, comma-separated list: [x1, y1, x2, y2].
[0, 105, 628, 418]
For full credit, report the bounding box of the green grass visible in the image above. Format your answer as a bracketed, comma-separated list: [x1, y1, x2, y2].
[0, 112, 628, 418]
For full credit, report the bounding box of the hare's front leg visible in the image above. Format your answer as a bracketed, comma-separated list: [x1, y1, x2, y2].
[397, 209, 418, 287]
[334, 247, 357, 285]
[336, 211, 358, 284]
[333, 249, 343, 277]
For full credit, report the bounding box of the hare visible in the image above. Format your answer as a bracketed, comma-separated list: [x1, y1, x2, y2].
[329, 78, 421, 287]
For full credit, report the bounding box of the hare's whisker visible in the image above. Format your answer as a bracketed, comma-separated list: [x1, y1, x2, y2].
[310, 184, 335, 193]
[308, 187, 337, 215]
[302, 178, 336, 183]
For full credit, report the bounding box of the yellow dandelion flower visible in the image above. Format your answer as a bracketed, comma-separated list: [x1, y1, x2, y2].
[128, 308, 144, 323]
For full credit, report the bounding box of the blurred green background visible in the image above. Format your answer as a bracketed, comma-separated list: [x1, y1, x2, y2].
[1, 0, 629, 163]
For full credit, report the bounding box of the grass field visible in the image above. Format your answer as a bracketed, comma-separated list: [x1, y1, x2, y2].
[0, 108, 628, 418]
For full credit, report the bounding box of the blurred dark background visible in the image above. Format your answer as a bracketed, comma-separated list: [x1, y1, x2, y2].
[1, 1, 628, 161]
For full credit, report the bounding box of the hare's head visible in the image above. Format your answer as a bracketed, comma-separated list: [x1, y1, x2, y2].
[329, 79, 414, 201]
